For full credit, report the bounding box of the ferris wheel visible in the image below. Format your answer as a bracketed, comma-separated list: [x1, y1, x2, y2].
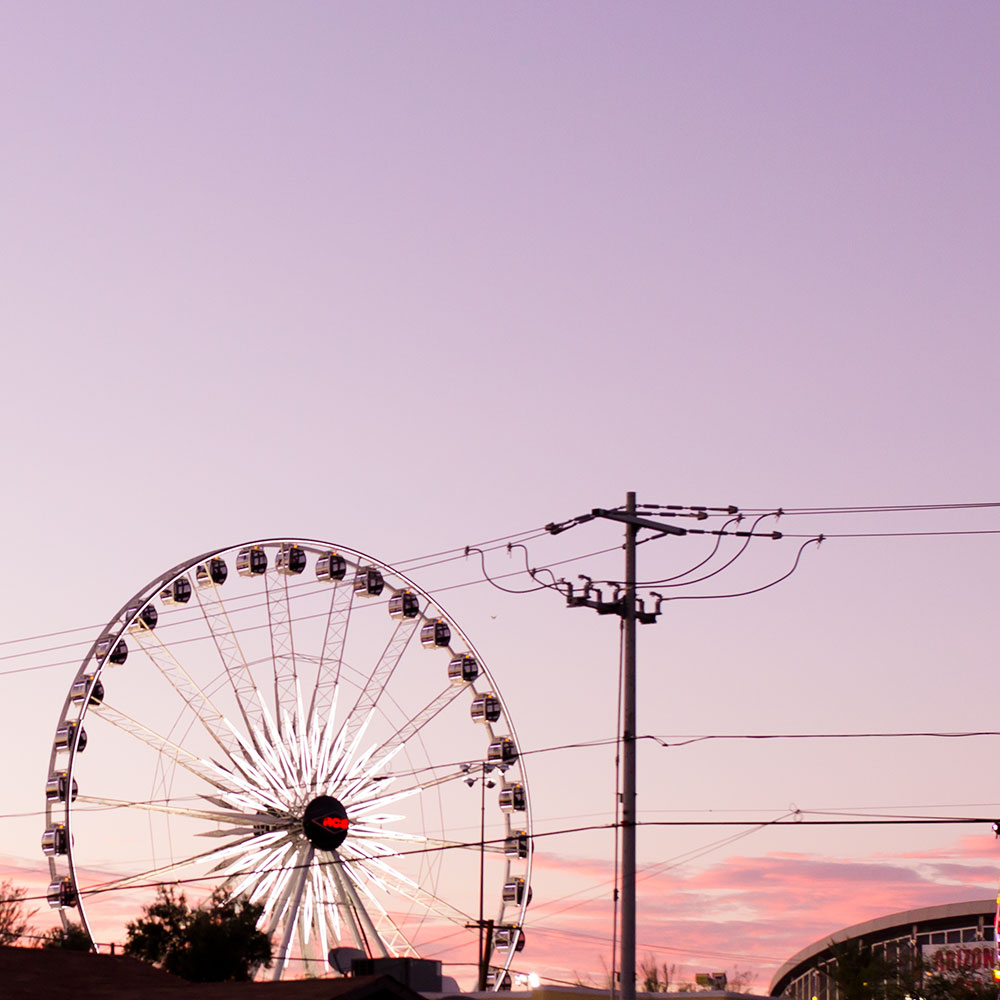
[42, 539, 532, 985]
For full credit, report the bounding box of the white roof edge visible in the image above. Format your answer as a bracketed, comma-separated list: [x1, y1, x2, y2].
[768, 898, 996, 995]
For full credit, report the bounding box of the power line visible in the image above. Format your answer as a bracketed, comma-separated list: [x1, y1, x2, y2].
[645, 537, 820, 600]
[0, 541, 625, 680]
[646, 729, 1000, 747]
[0, 525, 550, 660]
[782, 529, 1000, 539]
[5, 508, 1000, 678]
[738, 502, 1000, 516]
[629, 512, 780, 588]
[23, 813, 997, 906]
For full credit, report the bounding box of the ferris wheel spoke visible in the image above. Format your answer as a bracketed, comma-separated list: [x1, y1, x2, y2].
[349, 765, 473, 812]
[129, 630, 244, 759]
[351, 827, 507, 855]
[351, 854, 473, 929]
[265, 566, 299, 738]
[308, 574, 355, 729]
[261, 861, 299, 936]
[340, 857, 420, 958]
[191, 578, 268, 739]
[338, 614, 422, 754]
[365, 683, 466, 776]
[242, 842, 299, 902]
[90, 702, 238, 793]
[81, 833, 274, 896]
[73, 793, 282, 829]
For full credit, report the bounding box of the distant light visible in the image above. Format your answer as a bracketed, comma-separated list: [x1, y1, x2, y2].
[529, 973, 541, 988]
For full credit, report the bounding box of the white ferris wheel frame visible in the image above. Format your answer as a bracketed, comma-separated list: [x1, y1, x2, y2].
[43, 538, 533, 986]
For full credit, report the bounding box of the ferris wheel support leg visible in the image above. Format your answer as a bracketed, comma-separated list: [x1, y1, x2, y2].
[331, 853, 389, 958]
[324, 862, 366, 955]
[271, 845, 314, 981]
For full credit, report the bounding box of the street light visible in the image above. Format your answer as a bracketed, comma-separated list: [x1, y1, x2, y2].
[464, 760, 499, 990]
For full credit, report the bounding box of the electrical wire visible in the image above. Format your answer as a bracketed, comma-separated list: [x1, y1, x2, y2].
[738, 502, 1000, 516]
[0, 540, 632, 680]
[0, 525, 552, 662]
[13, 723, 1000, 823]
[5, 506, 999, 679]
[5, 499, 999, 659]
[634, 512, 780, 589]
[529, 813, 796, 926]
[22, 812, 999, 906]
[463, 545, 550, 595]
[781, 529, 1000, 539]
[629, 515, 741, 584]
[648, 730, 1000, 748]
[393, 525, 548, 569]
[653, 536, 821, 601]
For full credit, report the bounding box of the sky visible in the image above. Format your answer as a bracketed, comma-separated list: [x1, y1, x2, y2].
[1, 0, 999, 990]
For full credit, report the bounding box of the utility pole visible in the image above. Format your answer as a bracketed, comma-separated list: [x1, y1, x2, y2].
[621, 491, 638, 1000]
[465, 760, 496, 991]
[548, 492, 687, 1000]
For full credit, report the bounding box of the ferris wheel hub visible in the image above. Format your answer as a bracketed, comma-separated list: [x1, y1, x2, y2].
[302, 795, 350, 851]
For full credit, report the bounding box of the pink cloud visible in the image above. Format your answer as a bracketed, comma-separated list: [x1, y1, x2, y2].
[517, 840, 999, 987]
[4, 839, 995, 989]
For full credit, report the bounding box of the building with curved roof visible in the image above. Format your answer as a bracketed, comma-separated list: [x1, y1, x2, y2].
[769, 899, 996, 999]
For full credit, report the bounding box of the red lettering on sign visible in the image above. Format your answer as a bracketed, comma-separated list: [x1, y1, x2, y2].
[321, 816, 349, 830]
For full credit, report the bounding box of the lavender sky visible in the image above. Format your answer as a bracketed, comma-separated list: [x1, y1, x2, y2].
[1, 2, 998, 988]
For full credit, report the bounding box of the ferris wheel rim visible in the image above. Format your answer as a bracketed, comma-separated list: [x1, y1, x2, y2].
[44, 537, 533, 986]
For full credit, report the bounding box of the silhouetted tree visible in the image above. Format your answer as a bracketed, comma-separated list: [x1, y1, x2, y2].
[826, 938, 887, 1000]
[823, 938, 915, 1000]
[727, 967, 759, 994]
[124, 885, 272, 982]
[920, 964, 996, 1000]
[639, 954, 672, 992]
[39, 922, 93, 950]
[0, 878, 35, 946]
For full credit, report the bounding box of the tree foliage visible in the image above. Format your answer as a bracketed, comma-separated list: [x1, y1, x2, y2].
[39, 922, 93, 951]
[639, 954, 673, 992]
[124, 885, 272, 982]
[921, 968, 998, 1000]
[727, 967, 759, 994]
[818, 937, 994, 1000]
[632, 958, 755, 994]
[0, 878, 36, 946]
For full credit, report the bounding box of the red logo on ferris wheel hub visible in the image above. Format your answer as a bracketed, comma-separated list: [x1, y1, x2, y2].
[303, 795, 350, 851]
